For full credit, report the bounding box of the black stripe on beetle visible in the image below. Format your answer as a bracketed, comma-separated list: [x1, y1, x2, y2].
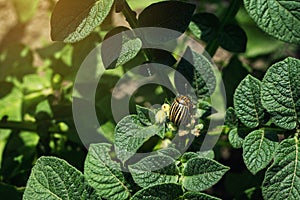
[169, 95, 192, 126]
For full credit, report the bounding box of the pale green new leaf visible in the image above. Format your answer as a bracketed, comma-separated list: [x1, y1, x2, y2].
[243, 0, 300, 43]
[243, 130, 278, 174]
[84, 143, 131, 200]
[51, 0, 114, 42]
[261, 57, 300, 130]
[114, 115, 160, 163]
[130, 183, 183, 200]
[129, 154, 179, 188]
[182, 157, 229, 191]
[23, 156, 100, 200]
[262, 137, 300, 199]
[234, 75, 264, 128]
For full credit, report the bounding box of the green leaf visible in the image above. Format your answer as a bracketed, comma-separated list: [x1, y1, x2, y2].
[219, 24, 247, 52]
[225, 107, 238, 128]
[228, 128, 244, 149]
[192, 14, 247, 52]
[236, 9, 285, 58]
[182, 157, 230, 191]
[137, 1, 195, 43]
[183, 191, 221, 200]
[51, 0, 114, 42]
[84, 143, 131, 200]
[138, 1, 195, 32]
[129, 154, 179, 188]
[181, 152, 199, 163]
[12, 0, 39, 23]
[188, 21, 201, 39]
[102, 30, 142, 69]
[148, 49, 177, 67]
[198, 100, 217, 118]
[104, 26, 130, 40]
[175, 47, 194, 94]
[156, 125, 166, 139]
[242, 130, 278, 175]
[0, 88, 23, 120]
[101, 27, 130, 69]
[23, 156, 100, 200]
[136, 105, 155, 126]
[22, 72, 52, 93]
[114, 115, 160, 163]
[234, 75, 264, 128]
[191, 12, 220, 42]
[98, 121, 115, 143]
[116, 37, 142, 67]
[156, 147, 181, 159]
[262, 137, 300, 199]
[198, 150, 215, 159]
[36, 100, 52, 116]
[175, 48, 216, 98]
[131, 183, 183, 200]
[222, 56, 249, 107]
[181, 150, 215, 163]
[243, 0, 300, 43]
[192, 51, 216, 97]
[117, 38, 142, 66]
[261, 57, 300, 130]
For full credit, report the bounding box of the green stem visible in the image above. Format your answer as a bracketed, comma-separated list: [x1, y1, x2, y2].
[205, 38, 219, 58]
[122, 1, 138, 28]
[205, 0, 242, 57]
[0, 121, 63, 133]
[221, 0, 242, 27]
[295, 129, 300, 138]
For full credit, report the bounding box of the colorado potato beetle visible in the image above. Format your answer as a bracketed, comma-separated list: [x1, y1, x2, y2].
[169, 95, 193, 126]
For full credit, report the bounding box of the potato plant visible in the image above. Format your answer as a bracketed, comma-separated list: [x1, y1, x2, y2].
[0, 0, 299, 199]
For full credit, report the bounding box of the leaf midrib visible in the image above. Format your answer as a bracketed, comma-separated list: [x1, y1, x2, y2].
[93, 149, 131, 197]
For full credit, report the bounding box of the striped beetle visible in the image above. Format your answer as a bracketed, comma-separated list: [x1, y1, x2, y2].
[169, 95, 193, 126]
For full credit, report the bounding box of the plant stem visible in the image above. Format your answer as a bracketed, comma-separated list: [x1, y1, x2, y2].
[205, 0, 242, 57]
[122, 1, 138, 28]
[0, 121, 63, 133]
[205, 38, 219, 58]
